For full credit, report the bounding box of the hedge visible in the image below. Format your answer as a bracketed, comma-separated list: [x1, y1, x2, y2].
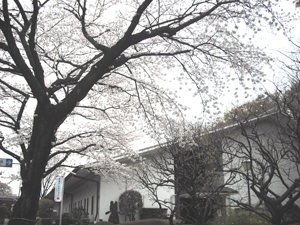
[36, 218, 73, 225]
[140, 208, 167, 220]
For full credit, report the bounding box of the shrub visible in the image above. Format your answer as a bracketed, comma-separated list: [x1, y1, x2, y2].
[118, 219, 184, 225]
[119, 190, 143, 221]
[37, 199, 54, 218]
[62, 212, 70, 218]
[0, 206, 8, 217]
[69, 207, 89, 225]
[95, 222, 115, 225]
[36, 218, 73, 225]
[211, 209, 271, 225]
[119, 218, 168, 225]
[140, 208, 167, 219]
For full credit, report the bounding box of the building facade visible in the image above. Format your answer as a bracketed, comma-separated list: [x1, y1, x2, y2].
[48, 112, 300, 223]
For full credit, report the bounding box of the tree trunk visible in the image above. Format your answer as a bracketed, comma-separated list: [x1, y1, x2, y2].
[271, 218, 282, 225]
[265, 202, 283, 225]
[8, 107, 57, 225]
[168, 213, 174, 225]
[9, 179, 43, 225]
[270, 210, 283, 225]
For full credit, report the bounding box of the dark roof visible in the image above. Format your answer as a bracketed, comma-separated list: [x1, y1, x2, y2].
[44, 168, 99, 200]
[0, 196, 18, 201]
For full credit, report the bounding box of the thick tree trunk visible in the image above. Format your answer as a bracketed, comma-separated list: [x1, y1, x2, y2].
[271, 217, 282, 225]
[9, 177, 43, 225]
[8, 107, 57, 225]
[266, 203, 283, 225]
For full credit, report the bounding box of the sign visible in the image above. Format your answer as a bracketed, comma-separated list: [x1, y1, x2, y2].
[54, 176, 65, 202]
[0, 158, 12, 167]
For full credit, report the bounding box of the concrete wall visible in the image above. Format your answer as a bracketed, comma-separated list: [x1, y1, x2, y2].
[223, 117, 300, 208]
[54, 164, 175, 223]
[99, 170, 175, 223]
[99, 177, 126, 222]
[53, 116, 299, 223]
[53, 178, 99, 222]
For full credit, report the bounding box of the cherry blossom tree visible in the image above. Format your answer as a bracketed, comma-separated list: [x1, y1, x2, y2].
[40, 156, 66, 198]
[0, 0, 294, 224]
[221, 45, 300, 225]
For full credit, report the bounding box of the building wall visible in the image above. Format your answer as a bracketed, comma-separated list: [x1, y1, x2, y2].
[54, 116, 300, 223]
[99, 169, 175, 222]
[53, 177, 99, 222]
[54, 165, 175, 223]
[99, 177, 126, 222]
[223, 117, 300, 209]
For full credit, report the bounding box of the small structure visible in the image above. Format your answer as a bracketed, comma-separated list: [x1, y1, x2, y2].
[0, 196, 18, 224]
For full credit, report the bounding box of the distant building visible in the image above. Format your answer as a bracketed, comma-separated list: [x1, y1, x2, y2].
[46, 143, 236, 223]
[46, 111, 300, 223]
[0, 196, 18, 217]
[46, 146, 175, 223]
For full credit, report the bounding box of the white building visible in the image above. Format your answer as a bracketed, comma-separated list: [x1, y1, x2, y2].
[48, 146, 176, 223]
[221, 110, 300, 223]
[47, 111, 300, 223]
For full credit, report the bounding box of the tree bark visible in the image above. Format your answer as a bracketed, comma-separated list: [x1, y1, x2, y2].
[8, 106, 58, 225]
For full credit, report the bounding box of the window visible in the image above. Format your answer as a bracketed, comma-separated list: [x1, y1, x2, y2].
[87, 198, 89, 213]
[91, 196, 94, 215]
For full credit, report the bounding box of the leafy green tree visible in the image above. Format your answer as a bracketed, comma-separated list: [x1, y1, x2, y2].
[216, 94, 276, 128]
[0, 182, 13, 197]
[119, 190, 143, 222]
